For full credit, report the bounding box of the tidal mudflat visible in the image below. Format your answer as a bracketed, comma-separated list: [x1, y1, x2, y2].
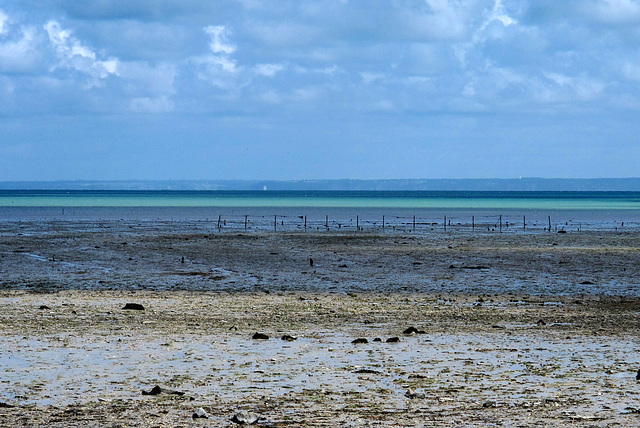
[1, 220, 639, 426]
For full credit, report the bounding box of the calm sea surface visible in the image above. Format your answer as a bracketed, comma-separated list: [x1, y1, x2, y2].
[1, 190, 639, 231]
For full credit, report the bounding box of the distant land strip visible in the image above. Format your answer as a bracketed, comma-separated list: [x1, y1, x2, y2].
[1, 178, 640, 192]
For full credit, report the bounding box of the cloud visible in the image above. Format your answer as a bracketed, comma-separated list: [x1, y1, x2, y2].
[585, 0, 640, 24]
[204, 25, 236, 54]
[0, 25, 42, 74]
[130, 95, 174, 113]
[43, 20, 119, 86]
[254, 63, 284, 77]
[196, 25, 241, 89]
[0, 9, 8, 34]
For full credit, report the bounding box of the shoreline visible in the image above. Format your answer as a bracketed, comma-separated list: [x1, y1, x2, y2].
[1, 221, 640, 425]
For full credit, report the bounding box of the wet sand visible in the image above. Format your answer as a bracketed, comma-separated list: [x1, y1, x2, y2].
[1, 220, 640, 426]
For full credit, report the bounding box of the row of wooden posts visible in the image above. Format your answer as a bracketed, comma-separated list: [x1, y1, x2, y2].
[215, 214, 557, 232]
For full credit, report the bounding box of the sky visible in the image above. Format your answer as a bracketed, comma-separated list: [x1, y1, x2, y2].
[1, 0, 639, 181]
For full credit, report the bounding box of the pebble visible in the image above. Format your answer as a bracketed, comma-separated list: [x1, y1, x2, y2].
[193, 407, 209, 419]
[122, 303, 145, 311]
[141, 385, 184, 396]
[405, 389, 426, 399]
[232, 410, 260, 424]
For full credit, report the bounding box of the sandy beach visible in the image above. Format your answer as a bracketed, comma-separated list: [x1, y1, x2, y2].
[1, 220, 640, 426]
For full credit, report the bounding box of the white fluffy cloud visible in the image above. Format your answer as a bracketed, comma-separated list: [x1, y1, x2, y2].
[195, 25, 241, 89]
[44, 20, 119, 85]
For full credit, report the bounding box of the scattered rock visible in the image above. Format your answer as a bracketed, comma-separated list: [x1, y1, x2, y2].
[0, 402, 15, 408]
[373, 337, 382, 342]
[354, 368, 380, 374]
[408, 373, 428, 379]
[405, 389, 426, 399]
[38, 305, 51, 310]
[491, 325, 506, 329]
[309, 258, 314, 266]
[352, 338, 368, 344]
[193, 407, 209, 419]
[252, 332, 269, 340]
[461, 265, 489, 270]
[122, 303, 145, 311]
[141, 385, 184, 396]
[636, 369, 640, 381]
[558, 230, 567, 234]
[386, 337, 400, 343]
[536, 319, 547, 326]
[403, 326, 426, 335]
[281, 334, 297, 341]
[231, 410, 260, 425]
[483, 400, 497, 408]
[579, 280, 595, 285]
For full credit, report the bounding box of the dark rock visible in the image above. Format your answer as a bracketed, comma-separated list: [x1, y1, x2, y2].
[636, 369, 640, 381]
[38, 305, 51, 310]
[354, 368, 380, 374]
[351, 338, 368, 344]
[579, 280, 595, 285]
[408, 373, 428, 379]
[193, 407, 209, 419]
[252, 332, 269, 340]
[232, 410, 260, 425]
[142, 385, 184, 396]
[373, 338, 382, 342]
[461, 265, 489, 270]
[281, 334, 297, 341]
[558, 230, 567, 234]
[309, 258, 314, 267]
[405, 389, 426, 399]
[0, 402, 15, 408]
[122, 303, 145, 311]
[483, 400, 497, 408]
[491, 325, 506, 329]
[403, 326, 426, 335]
[536, 319, 547, 326]
[386, 337, 400, 343]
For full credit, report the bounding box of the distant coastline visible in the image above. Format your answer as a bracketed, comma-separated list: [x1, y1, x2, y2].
[1, 178, 640, 192]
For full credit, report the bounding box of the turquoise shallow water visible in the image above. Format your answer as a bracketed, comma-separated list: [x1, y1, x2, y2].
[1, 190, 639, 209]
[1, 191, 639, 231]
